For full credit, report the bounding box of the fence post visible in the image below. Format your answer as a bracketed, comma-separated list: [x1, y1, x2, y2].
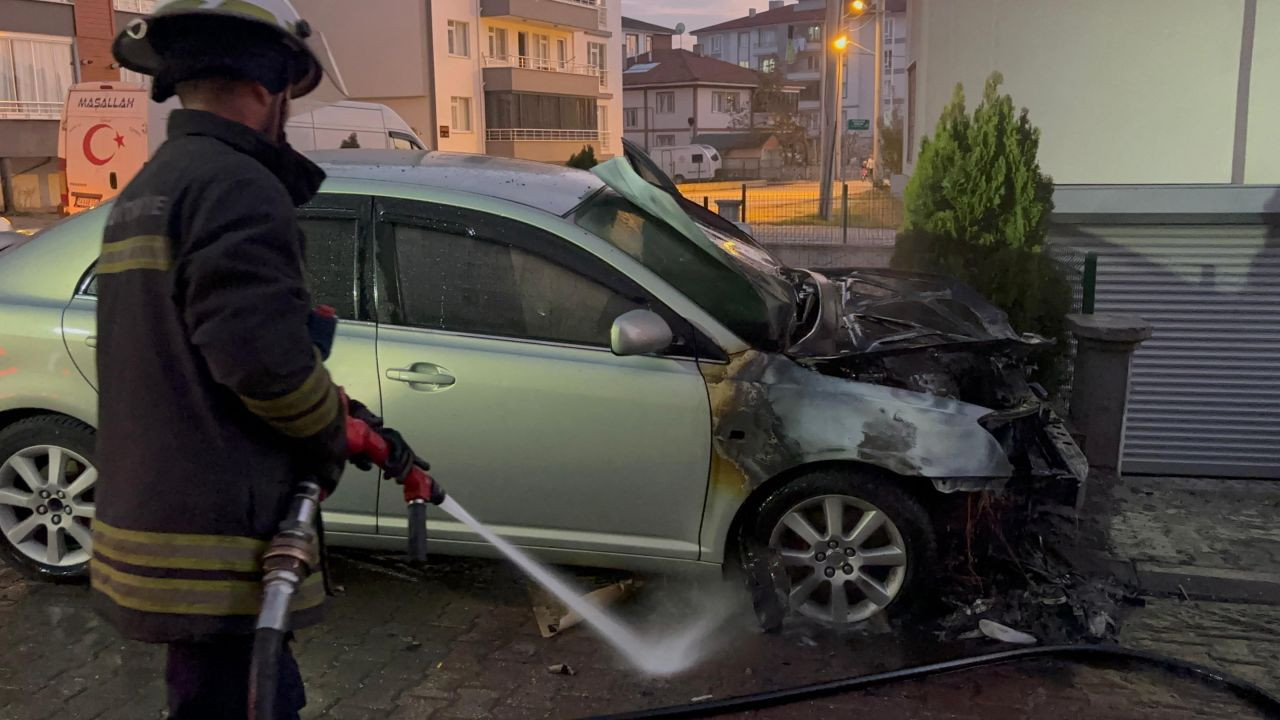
[841, 183, 849, 245]
[703, 196, 709, 209]
[1082, 252, 1098, 314]
[740, 183, 748, 223]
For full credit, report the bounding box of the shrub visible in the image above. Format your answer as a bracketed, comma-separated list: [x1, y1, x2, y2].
[892, 72, 1071, 388]
[566, 145, 599, 170]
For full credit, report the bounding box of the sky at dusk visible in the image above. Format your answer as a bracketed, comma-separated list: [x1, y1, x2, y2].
[621, 0, 758, 41]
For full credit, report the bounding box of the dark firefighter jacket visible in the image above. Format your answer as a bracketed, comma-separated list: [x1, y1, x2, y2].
[90, 109, 345, 643]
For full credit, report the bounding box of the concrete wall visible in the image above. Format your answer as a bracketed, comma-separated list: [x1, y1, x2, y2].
[904, 0, 1279, 185]
[430, 0, 485, 152]
[1246, 0, 1280, 182]
[303, 0, 436, 146]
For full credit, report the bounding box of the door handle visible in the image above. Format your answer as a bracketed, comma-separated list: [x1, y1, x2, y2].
[85, 336, 97, 349]
[386, 365, 455, 389]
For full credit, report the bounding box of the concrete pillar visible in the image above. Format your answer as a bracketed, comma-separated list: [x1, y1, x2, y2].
[715, 198, 743, 223]
[1067, 313, 1154, 473]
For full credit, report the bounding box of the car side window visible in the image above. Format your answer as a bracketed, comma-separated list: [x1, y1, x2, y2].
[385, 222, 641, 347]
[298, 216, 359, 320]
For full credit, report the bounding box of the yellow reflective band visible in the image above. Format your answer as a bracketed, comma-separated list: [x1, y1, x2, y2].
[91, 558, 324, 616]
[93, 531, 264, 573]
[238, 350, 331, 420]
[98, 234, 171, 274]
[268, 386, 340, 438]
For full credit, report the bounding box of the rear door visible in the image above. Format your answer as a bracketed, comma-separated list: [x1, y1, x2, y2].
[60, 193, 384, 532]
[372, 197, 711, 560]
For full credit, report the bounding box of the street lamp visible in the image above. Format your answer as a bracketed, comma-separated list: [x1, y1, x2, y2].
[849, 0, 866, 14]
[832, 36, 850, 184]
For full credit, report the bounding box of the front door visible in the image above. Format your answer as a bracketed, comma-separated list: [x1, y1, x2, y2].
[372, 198, 711, 560]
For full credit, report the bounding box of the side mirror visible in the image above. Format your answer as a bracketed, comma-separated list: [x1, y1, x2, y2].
[610, 309, 673, 356]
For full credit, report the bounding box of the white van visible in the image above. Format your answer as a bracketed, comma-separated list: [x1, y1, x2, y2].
[286, 101, 424, 152]
[59, 83, 151, 214]
[652, 144, 722, 184]
[60, 84, 425, 214]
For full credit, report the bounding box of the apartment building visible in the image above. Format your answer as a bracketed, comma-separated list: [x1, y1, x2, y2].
[691, 0, 907, 156]
[308, 0, 622, 164]
[621, 16, 674, 64]
[691, 1, 826, 134]
[622, 48, 800, 151]
[0, 0, 150, 211]
[841, 0, 906, 136]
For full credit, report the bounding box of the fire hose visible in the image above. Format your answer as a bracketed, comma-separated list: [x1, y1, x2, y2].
[248, 415, 444, 719]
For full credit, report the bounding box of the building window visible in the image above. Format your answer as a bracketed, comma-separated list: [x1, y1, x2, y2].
[447, 20, 470, 57]
[655, 91, 675, 114]
[644, 35, 652, 53]
[758, 28, 776, 46]
[588, 42, 607, 87]
[712, 91, 739, 114]
[738, 61, 750, 68]
[806, 24, 821, 42]
[451, 96, 472, 132]
[625, 33, 639, 57]
[557, 38, 568, 68]
[709, 36, 722, 55]
[0, 33, 74, 115]
[488, 27, 509, 60]
[655, 134, 675, 147]
[883, 49, 892, 71]
[760, 56, 776, 74]
[624, 108, 638, 127]
[884, 17, 895, 40]
[805, 54, 819, 71]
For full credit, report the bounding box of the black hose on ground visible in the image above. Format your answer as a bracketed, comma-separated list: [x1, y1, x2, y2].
[248, 628, 285, 720]
[589, 644, 1280, 720]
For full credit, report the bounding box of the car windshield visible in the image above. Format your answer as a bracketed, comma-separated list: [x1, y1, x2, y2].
[572, 188, 795, 350]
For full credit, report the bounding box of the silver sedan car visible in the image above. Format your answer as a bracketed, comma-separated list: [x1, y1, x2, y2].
[0, 149, 1085, 626]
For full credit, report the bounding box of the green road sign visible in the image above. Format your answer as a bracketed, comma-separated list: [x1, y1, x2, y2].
[847, 118, 870, 131]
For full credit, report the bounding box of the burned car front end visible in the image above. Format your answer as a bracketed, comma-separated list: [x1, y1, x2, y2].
[787, 267, 1088, 492]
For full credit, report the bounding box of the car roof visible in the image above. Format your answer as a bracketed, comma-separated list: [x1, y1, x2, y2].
[308, 150, 605, 216]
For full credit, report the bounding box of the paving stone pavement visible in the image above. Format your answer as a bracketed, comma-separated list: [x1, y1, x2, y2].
[2, 473, 1278, 719]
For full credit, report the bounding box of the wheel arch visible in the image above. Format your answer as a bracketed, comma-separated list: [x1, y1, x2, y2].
[720, 459, 937, 572]
[0, 407, 96, 435]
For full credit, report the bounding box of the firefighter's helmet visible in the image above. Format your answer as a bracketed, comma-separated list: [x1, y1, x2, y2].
[113, 0, 346, 102]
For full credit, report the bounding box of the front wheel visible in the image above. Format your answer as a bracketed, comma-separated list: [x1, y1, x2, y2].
[747, 470, 935, 625]
[0, 416, 97, 581]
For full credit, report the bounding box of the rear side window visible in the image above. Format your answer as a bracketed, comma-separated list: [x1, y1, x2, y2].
[691, 153, 704, 164]
[298, 216, 359, 320]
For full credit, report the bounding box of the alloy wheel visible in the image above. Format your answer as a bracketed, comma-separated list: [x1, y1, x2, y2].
[0, 445, 96, 568]
[768, 493, 908, 623]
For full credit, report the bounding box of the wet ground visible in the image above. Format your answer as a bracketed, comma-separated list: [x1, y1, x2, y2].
[2, 473, 1278, 719]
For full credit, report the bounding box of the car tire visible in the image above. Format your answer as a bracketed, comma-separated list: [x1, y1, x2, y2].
[746, 469, 935, 626]
[0, 415, 97, 582]
[673, 174, 686, 184]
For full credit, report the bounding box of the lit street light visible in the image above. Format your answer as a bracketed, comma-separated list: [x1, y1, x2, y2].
[833, 35, 850, 51]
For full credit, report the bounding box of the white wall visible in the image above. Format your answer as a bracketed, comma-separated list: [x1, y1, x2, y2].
[431, 0, 485, 153]
[905, 0, 1279, 185]
[1245, 0, 1280, 183]
[575, 0, 623, 156]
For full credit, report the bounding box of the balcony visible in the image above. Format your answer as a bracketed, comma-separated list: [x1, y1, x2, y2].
[482, 55, 603, 97]
[486, 128, 609, 162]
[0, 101, 62, 120]
[480, 0, 601, 33]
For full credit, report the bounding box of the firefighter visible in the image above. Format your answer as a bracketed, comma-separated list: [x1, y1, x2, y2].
[92, 2, 356, 717]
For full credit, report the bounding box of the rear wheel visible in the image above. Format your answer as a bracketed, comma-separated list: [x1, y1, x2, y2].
[673, 174, 686, 184]
[0, 416, 97, 581]
[748, 470, 935, 625]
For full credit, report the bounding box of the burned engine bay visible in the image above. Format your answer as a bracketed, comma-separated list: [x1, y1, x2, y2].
[786, 268, 1087, 484]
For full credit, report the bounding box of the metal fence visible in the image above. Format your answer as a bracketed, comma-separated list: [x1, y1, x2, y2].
[683, 180, 904, 269]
